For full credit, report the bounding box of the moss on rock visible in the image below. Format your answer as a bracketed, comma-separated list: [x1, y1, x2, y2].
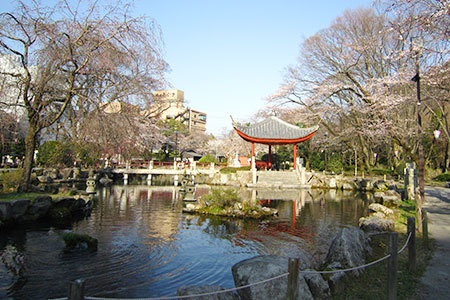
[62, 232, 98, 253]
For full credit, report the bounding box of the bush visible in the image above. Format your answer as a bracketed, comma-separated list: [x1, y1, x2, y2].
[372, 168, 394, 176]
[327, 154, 343, 173]
[37, 140, 74, 167]
[0, 169, 23, 192]
[310, 152, 323, 171]
[199, 155, 218, 163]
[37, 140, 101, 168]
[75, 142, 101, 167]
[433, 173, 450, 182]
[394, 162, 407, 179]
[219, 166, 251, 174]
[201, 187, 241, 208]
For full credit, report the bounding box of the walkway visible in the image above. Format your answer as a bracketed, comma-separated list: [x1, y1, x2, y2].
[416, 187, 450, 299]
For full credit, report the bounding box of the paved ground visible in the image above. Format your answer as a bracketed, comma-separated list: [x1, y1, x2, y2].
[415, 187, 450, 299]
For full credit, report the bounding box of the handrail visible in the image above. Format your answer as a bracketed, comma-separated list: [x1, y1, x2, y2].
[49, 232, 413, 300]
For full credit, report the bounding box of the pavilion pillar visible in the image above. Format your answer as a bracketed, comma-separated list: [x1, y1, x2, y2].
[293, 144, 297, 170]
[251, 142, 255, 170]
[268, 145, 272, 170]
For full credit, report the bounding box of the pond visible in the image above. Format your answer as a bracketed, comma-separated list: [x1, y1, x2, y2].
[0, 185, 370, 299]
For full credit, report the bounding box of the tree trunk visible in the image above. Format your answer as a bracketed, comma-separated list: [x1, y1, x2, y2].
[18, 123, 39, 192]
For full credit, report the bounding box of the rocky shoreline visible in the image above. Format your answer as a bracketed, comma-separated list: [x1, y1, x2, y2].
[177, 226, 374, 299]
[0, 196, 92, 229]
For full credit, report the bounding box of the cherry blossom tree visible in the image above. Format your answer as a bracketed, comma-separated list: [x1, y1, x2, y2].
[0, 0, 168, 191]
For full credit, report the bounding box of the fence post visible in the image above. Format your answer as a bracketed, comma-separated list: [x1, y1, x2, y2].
[388, 232, 398, 300]
[68, 279, 85, 300]
[287, 258, 299, 300]
[407, 217, 416, 272]
[422, 208, 429, 249]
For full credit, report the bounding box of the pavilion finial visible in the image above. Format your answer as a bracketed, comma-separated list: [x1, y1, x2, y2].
[230, 115, 238, 127]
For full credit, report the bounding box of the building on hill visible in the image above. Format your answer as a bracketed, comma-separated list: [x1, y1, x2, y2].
[152, 89, 207, 133]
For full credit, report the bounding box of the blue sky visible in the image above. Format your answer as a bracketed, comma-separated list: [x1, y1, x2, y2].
[133, 0, 374, 136]
[2, 0, 374, 136]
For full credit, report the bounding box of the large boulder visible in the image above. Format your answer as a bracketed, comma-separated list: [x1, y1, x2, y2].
[44, 168, 60, 179]
[359, 216, 395, 232]
[303, 270, 331, 299]
[62, 232, 98, 253]
[1, 245, 24, 277]
[323, 227, 371, 276]
[0, 201, 12, 223]
[177, 285, 238, 300]
[325, 262, 346, 295]
[232, 255, 313, 300]
[9, 199, 30, 221]
[37, 175, 53, 183]
[368, 203, 394, 216]
[49, 197, 82, 221]
[26, 196, 52, 220]
[374, 191, 401, 207]
[342, 182, 356, 190]
[60, 168, 73, 179]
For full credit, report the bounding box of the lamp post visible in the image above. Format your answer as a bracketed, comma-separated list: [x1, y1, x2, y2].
[411, 50, 425, 205]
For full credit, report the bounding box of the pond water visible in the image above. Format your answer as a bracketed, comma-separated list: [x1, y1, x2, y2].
[0, 185, 370, 299]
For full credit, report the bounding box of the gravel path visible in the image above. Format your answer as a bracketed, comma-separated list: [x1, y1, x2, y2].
[415, 187, 450, 299]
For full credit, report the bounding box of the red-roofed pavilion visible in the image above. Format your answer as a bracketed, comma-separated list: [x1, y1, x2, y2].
[232, 116, 319, 170]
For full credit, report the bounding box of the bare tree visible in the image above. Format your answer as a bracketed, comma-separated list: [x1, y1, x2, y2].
[269, 8, 421, 171]
[0, 0, 168, 191]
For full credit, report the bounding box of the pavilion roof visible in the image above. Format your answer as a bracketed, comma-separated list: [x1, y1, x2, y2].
[233, 116, 319, 144]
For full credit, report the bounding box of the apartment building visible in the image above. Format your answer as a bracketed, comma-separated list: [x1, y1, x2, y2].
[152, 89, 207, 133]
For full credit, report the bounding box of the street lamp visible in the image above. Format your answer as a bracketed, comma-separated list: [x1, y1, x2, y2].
[411, 49, 425, 205]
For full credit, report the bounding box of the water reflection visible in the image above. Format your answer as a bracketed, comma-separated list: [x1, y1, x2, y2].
[0, 185, 369, 299]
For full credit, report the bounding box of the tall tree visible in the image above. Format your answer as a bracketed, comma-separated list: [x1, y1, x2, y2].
[0, 0, 168, 191]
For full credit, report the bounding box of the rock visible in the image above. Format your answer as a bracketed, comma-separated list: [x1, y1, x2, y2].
[10, 199, 30, 221]
[71, 198, 87, 211]
[53, 197, 76, 208]
[24, 196, 52, 221]
[0, 201, 12, 222]
[359, 216, 395, 232]
[37, 175, 53, 183]
[49, 197, 77, 221]
[323, 227, 371, 276]
[303, 270, 331, 299]
[62, 232, 98, 253]
[380, 195, 401, 207]
[233, 202, 243, 210]
[342, 182, 355, 190]
[44, 168, 60, 179]
[326, 262, 346, 295]
[327, 178, 337, 189]
[375, 181, 388, 191]
[373, 192, 385, 201]
[33, 168, 44, 176]
[372, 212, 386, 219]
[368, 203, 393, 216]
[232, 255, 313, 300]
[374, 191, 401, 207]
[60, 168, 73, 179]
[1, 245, 24, 277]
[99, 176, 113, 186]
[177, 285, 238, 300]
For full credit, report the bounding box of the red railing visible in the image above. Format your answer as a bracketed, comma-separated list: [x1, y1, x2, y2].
[107, 160, 228, 170]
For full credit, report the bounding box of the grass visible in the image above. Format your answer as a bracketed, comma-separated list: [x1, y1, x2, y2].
[394, 199, 417, 232]
[0, 190, 77, 202]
